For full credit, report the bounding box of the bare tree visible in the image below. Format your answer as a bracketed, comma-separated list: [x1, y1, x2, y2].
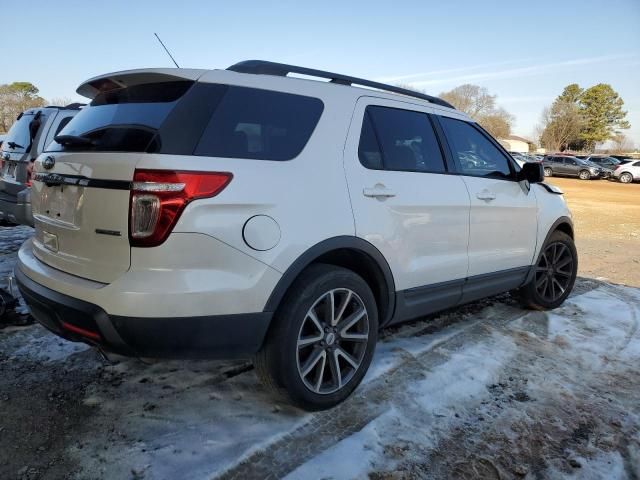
[610, 133, 634, 154]
[47, 97, 78, 107]
[538, 100, 583, 152]
[438, 84, 514, 138]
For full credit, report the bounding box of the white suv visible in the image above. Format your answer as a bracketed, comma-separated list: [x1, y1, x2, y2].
[15, 61, 577, 410]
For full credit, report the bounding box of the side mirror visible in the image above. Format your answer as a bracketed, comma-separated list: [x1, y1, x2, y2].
[518, 162, 544, 183]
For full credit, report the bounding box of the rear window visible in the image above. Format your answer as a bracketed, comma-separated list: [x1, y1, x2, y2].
[1, 112, 35, 153]
[194, 87, 323, 161]
[46, 81, 194, 153]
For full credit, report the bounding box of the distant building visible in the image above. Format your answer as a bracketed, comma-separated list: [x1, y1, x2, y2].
[499, 135, 533, 153]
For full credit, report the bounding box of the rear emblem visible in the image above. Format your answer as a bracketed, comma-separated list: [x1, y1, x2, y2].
[42, 231, 59, 252]
[43, 156, 55, 170]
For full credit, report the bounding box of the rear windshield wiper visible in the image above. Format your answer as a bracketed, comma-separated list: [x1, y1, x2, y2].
[6, 141, 24, 149]
[54, 134, 95, 147]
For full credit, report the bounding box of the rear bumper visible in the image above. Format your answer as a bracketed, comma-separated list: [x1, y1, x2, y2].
[0, 188, 33, 226]
[15, 267, 272, 359]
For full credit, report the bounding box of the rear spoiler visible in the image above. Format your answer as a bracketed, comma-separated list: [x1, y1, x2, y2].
[76, 68, 209, 99]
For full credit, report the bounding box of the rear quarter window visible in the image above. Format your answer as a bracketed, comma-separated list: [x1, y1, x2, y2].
[194, 86, 324, 161]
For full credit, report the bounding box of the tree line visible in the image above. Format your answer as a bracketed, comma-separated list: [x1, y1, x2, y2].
[537, 83, 631, 153]
[1, 80, 632, 154]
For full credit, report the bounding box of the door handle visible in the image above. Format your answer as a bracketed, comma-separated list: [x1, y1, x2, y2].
[476, 190, 496, 201]
[363, 186, 396, 198]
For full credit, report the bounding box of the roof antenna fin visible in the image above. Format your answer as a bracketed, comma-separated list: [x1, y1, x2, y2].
[154, 33, 180, 68]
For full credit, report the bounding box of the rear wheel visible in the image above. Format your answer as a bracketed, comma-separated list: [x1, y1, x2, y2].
[517, 231, 577, 310]
[578, 170, 591, 180]
[255, 264, 378, 411]
[619, 172, 633, 184]
[543, 167, 553, 177]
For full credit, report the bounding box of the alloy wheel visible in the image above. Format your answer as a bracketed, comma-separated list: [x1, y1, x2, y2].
[296, 288, 369, 395]
[579, 170, 590, 180]
[543, 168, 552, 177]
[620, 172, 632, 184]
[534, 242, 574, 303]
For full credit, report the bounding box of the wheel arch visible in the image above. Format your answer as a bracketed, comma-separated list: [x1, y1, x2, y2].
[263, 236, 396, 327]
[525, 216, 574, 285]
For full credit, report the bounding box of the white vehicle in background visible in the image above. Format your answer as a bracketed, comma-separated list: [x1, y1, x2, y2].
[613, 160, 640, 183]
[16, 61, 577, 410]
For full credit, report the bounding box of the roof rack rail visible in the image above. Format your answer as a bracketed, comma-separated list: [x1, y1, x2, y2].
[227, 60, 455, 109]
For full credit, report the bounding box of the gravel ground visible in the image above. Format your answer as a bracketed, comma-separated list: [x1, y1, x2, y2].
[545, 177, 640, 287]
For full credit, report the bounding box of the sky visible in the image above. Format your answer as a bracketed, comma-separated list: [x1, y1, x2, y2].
[4, 0, 640, 146]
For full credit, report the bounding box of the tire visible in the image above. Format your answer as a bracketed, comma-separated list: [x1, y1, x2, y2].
[255, 263, 378, 411]
[517, 231, 578, 310]
[543, 167, 553, 177]
[578, 170, 591, 180]
[619, 172, 633, 184]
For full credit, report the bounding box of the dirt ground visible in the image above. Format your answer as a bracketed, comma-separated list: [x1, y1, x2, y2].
[544, 177, 640, 287]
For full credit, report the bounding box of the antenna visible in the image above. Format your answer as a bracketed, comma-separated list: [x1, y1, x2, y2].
[153, 33, 180, 68]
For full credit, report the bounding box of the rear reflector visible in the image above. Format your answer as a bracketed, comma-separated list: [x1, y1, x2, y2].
[129, 170, 233, 247]
[61, 321, 101, 340]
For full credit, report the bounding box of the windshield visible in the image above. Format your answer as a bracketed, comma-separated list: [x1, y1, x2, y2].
[46, 81, 194, 153]
[1, 112, 34, 153]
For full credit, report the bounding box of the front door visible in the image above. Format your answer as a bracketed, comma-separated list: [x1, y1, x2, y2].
[437, 116, 538, 300]
[343, 98, 471, 321]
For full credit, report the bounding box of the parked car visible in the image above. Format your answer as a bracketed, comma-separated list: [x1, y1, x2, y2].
[15, 61, 577, 410]
[509, 152, 529, 167]
[609, 155, 635, 163]
[0, 104, 83, 225]
[612, 160, 640, 183]
[542, 155, 603, 180]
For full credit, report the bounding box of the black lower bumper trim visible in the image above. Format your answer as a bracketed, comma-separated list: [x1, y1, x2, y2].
[15, 268, 273, 359]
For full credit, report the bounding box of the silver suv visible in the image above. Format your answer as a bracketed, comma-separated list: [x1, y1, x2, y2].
[0, 104, 83, 225]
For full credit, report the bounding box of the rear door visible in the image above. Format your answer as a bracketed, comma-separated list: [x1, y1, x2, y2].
[343, 98, 470, 318]
[437, 116, 537, 293]
[31, 78, 196, 283]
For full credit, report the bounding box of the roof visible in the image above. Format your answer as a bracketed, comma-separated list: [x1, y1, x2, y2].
[504, 135, 533, 143]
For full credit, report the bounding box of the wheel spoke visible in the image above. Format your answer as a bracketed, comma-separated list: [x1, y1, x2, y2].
[556, 256, 572, 269]
[328, 350, 342, 389]
[328, 290, 336, 326]
[313, 351, 327, 392]
[552, 277, 566, 296]
[553, 244, 566, 263]
[337, 307, 366, 333]
[298, 333, 324, 348]
[536, 275, 548, 290]
[300, 348, 324, 377]
[308, 309, 324, 333]
[336, 347, 360, 370]
[341, 332, 368, 343]
[334, 291, 352, 326]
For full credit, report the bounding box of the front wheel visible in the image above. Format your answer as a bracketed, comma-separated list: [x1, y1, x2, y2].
[619, 172, 633, 184]
[578, 170, 591, 180]
[517, 231, 578, 310]
[255, 264, 378, 411]
[543, 167, 553, 177]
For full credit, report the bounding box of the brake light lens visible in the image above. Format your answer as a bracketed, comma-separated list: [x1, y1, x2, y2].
[129, 170, 232, 247]
[26, 160, 35, 187]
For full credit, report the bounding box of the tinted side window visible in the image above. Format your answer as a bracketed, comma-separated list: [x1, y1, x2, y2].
[358, 106, 445, 173]
[440, 117, 512, 178]
[54, 116, 73, 137]
[634, 161, 640, 167]
[195, 87, 323, 161]
[358, 111, 383, 169]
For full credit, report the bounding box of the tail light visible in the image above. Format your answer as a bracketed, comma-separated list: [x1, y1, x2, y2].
[129, 169, 232, 247]
[26, 160, 35, 187]
[614, 164, 624, 171]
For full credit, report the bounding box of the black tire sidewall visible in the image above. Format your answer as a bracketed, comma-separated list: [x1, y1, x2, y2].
[525, 231, 578, 309]
[272, 265, 378, 410]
